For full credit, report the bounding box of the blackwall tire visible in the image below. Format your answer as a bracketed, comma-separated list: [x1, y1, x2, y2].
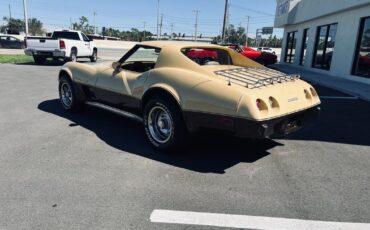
[33, 56, 46, 65]
[90, 49, 97, 62]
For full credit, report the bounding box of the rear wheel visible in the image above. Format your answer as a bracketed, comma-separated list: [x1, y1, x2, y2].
[33, 56, 46, 65]
[143, 97, 187, 150]
[58, 75, 80, 111]
[65, 49, 77, 62]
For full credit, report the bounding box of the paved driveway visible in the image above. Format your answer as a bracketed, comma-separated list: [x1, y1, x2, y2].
[0, 63, 369, 229]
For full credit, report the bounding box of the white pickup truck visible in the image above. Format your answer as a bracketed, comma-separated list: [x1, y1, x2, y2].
[24, 30, 97, 64]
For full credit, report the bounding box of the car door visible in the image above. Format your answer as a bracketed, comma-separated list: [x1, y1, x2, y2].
[80, 33, 92, 56]
[94, 46, 160, 110]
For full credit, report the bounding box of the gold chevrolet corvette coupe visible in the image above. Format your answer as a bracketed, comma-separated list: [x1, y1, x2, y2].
[58, 41, 321, 149]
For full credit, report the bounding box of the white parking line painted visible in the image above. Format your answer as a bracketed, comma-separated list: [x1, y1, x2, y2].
[150, 209, 370, 230]
[320, 96, 358, 99]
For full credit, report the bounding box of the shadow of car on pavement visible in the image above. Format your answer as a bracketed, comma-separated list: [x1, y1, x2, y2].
[16, 59, 92, 66]
[38, 99, 282, 174]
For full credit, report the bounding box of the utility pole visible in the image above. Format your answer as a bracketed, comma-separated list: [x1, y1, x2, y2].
[255, 29, 258, 47]
[22, 0, 28, 36]
[193, 10, 200, 41]
[69, 18, 72, 30]
[221, 0, 229, 43]
[170, 23, 174, 40]
[159, 14, 163, 40]
[93, 11, 97, 34]
[245, 16, 250, 46]
[143, 21, 146, 41]
[156, 0, 160, 40]
[9, 4, 12, 19]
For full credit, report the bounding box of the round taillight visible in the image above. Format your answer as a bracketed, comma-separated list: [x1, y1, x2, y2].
[269, 97, 279, 108]
[304, 89, 312, 100]
[256, 99, 262, 109]
[256, 99, 268, 111]
[310, 87, 318, 97]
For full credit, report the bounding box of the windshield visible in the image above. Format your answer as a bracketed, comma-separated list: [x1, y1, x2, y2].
[181, 48, 232, 66]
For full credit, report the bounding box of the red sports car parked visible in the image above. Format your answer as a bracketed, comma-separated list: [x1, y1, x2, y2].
[225, 44, 277, 66]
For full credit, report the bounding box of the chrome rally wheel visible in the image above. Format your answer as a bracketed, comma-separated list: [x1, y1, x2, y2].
[60, 82, 73, 108]
[143, 97, 187, 150]
[148, 106, 173, 144]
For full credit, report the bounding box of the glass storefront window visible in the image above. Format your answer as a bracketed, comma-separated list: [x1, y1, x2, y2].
[284, 31, 297, 63]
[300, 28, 309, 65]
[313, 23, 338, 70]
[353, 17, 370, 78]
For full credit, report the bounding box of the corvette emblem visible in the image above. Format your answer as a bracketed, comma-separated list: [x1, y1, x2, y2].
[288, 97, 298, 102]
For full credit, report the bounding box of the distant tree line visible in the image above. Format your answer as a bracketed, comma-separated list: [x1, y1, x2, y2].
[212, 24, 283, 47]
[1, 17, 45, 35]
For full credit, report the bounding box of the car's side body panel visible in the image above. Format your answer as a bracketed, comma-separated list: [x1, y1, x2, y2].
[59, 41, 321, 138]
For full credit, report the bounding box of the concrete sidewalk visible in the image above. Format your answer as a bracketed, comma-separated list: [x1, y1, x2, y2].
[271, 64, 370, 101]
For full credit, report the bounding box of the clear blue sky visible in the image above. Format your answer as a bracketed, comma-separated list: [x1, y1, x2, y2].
[0, 0, 282, 38]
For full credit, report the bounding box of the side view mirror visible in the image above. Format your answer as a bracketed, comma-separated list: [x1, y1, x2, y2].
[112, 61, 121, 69]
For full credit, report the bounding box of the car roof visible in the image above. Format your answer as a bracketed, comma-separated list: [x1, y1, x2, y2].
[140, 40, 220, 49]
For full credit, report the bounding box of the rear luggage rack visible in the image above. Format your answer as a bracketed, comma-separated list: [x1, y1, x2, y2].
[214, 67, 300, 89]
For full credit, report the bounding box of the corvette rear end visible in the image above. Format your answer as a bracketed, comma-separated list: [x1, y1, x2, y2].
[185, 63, 321, 138]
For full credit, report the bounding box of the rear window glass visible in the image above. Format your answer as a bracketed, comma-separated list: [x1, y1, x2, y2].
[181, 48, 232, 65]
[52, 32, 80, 40]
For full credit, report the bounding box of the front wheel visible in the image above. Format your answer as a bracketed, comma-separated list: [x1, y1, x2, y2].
[90, 49, 97, 62]
[143, 97, 187, 150]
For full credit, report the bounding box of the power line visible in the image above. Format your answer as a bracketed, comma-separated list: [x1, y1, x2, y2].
[229, 3, 274, 17]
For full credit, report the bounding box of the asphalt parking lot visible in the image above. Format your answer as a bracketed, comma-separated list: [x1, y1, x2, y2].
[0, 62, 369, 229]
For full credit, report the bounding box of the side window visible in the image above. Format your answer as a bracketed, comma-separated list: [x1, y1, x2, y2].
[81, 33, 90, 42]
[121, 46, 161, 73]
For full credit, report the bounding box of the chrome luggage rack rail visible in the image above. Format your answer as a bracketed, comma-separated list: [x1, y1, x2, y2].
[214, 67, 300, 89]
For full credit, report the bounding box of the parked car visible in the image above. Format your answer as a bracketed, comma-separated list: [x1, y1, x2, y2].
[58, 41, 320, 150]
[0, 35, 25, 49]
[257, 47, 276, 55]
[224, 44, 277, 65]
[24, 30, 97, 64]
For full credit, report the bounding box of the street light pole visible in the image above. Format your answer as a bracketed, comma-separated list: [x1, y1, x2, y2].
[221, 0, 229, 43]
[157, 0, 160, 40]
[245, 16, 250, 47]
[159, 14, 163, 40]
[193, 10, 200, 41]
[143, 21, 146, 41]
[9, 4, 12, 19]
[93, 11, 97, 34]
[23, 0, 28, 36]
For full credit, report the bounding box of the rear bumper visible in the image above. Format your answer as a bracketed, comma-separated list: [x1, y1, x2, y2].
[184, 106, 321, 138]
[235, 106, 321, 138]
[24, 49, 66, 57]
